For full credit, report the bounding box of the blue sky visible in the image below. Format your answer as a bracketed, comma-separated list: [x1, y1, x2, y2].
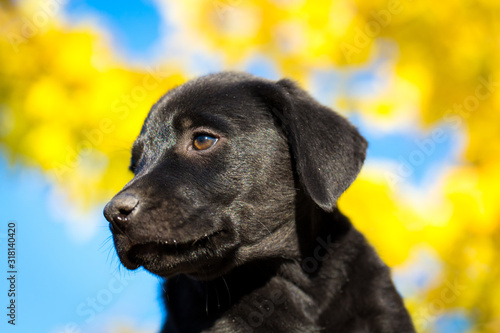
[0, 1, 470, 332]
[64, 0, 164, 64]
[0, 152, 164, 333]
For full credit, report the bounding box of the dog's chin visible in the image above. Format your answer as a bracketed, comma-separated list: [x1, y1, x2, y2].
[113, 230, 238, 279]
[141, 254, 236, 280]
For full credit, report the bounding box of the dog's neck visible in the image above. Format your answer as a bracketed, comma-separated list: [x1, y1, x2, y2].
[162, 205, 357, 329]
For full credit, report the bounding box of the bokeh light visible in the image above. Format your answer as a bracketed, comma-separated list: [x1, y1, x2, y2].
[1, 0, 499, 332]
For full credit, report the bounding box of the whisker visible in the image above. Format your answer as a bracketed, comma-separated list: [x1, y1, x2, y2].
[99, 235, 113, 251]
[106, 245, 116, 264]
[205, 282, 209, 315]
[222, 276, 231, 305]
[257, 220, 273, 235]
[214, 283, 220, 310]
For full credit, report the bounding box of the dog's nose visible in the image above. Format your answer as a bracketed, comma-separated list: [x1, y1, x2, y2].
[104, 192, 140, 229]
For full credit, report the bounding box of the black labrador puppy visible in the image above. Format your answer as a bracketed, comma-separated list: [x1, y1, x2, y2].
[104, 72, 415, 333]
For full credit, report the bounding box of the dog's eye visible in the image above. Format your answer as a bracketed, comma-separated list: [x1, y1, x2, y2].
[130, 144, 143, 173]
[193, 135, 218, 151]
[129, 157, 137, 173]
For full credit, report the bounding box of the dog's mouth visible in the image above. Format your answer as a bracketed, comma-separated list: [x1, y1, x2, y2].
[115, 230, 236, 277]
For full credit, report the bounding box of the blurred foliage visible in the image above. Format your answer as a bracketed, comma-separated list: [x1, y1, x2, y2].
[1, 0, 500, 332]
[0, 1, 186, 206]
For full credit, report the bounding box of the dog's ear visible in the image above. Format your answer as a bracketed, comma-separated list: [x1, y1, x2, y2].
[252, 78, 367, 212]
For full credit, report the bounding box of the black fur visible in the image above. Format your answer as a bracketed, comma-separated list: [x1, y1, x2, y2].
[103, 72, 415, 332]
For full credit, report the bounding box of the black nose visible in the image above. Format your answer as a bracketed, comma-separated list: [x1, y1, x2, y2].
[104, 192, 140, 229]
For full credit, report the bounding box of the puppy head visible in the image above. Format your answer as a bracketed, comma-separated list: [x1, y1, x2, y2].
[103, 72, 366, 279]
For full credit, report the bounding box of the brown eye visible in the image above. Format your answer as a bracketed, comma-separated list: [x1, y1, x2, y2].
[193, 135, 217, 151]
